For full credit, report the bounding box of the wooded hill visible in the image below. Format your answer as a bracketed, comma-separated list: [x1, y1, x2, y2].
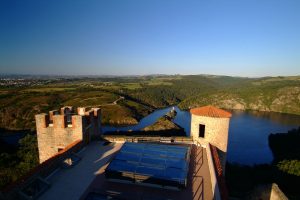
[0, 74, 299, 131]
[125, 75, 300, 115]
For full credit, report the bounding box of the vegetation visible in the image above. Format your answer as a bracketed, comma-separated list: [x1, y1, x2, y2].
[226, 127, 300, 199]
[1, 75, 300, 131]
[142, 116, 182, 131]
[178, 76, 300, 114]
[269, 127, 300, 162]
[1, 74, 300, 192]
[105, 115, 185, 136]
[0, 134, 38, 190]
[0, 87, 151, 130]
[277, 160, 300, 176]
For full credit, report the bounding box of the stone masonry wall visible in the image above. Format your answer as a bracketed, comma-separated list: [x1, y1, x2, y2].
[35, 107, 101, 163]
[35, 114, 84, 163]
[191, 115, 230, 152]
[191, 114, 230, 170]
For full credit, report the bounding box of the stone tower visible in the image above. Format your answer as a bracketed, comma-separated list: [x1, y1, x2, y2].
[190, 105, 232, 171]
[35, 106, 101, 163]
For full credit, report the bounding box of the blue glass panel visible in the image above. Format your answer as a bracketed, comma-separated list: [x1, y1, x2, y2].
[136, 166, 165, 177]
[108, 160, 136, 172]
[106, 142, 190, 186]
[116, 152, 140, 162]
[165, 168, 186, 180]
[140, 157, 165, 167]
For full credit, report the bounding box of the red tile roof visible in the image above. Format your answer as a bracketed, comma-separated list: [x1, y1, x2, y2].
[190, 105, 232, 118]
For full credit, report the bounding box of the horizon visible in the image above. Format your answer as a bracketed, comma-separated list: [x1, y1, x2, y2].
[1, 72, 299, 79]
[1, 0, 300, 77]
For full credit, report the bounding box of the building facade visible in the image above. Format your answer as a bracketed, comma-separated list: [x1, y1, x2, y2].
[190, 105, 232, 171]
[35, 106, 101, 163]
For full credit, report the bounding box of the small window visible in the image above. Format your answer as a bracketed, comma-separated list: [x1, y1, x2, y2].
[199, 124, 205, 138]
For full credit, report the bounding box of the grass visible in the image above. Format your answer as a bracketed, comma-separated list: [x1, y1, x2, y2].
[122, 83, 142, 90]
[63, 91, 118, 106]
[0, 90, 9, 94]
[146, 80, 173, 86]
[0, 87, 148, 130]
[143, 77, 175, 86]
[23, 87, 76, 92]
[101, 104, 138, 125]
[1, 74, 300, 131]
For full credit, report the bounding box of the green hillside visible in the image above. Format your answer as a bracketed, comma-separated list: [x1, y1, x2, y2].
[178, 76, 300, 115]
[0, 75, 299, 131]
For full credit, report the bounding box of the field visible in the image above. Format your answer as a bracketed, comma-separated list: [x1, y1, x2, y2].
[0, 84, 151, 130]
[0, 74, 300, 192]
[0, 74, 300, 131]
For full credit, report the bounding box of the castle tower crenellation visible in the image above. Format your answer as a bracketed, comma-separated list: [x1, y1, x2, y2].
[35, 113, 50, 129]
[35, 106, 102, 163]
[77, 107, 86, 116]
[49, 110, 59, 123]
[92, 108, 101, 117]
[71, 115, 84, 130]
[53, 115, 67, 128]
[60, 106, 73, 115]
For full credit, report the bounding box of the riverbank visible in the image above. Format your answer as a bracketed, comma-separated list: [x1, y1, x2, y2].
[1, 75, 300, 130]
[226, 127, 300, 199]
[178, 86, 300, 116]
[2, 105, 300, 166]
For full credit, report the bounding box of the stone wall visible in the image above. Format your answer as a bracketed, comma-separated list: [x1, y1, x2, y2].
[191, 115, 230, 152]
[35, 107, 101, 163]
[210, 144, 228, 200]
[35, 114, 84, 163]
[203, 142, 221, 200]
[190, 114, 230, 169]
[270, 184, 288, 200]
[247, 183, 288, 200]
[103, 135, 193, 143]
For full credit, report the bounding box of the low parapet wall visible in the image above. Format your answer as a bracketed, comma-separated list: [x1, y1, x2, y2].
[1, 140, 83, 200]
[209, 144, 228, 200]
[103, 135, 193, 143]
[205, 142, 221, 200]
[270, 184, 288, 200]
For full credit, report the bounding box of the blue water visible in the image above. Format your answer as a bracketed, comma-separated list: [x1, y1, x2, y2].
[227, 110, 300, 165]
[102, 106, 191, 134]
[103, 107, 300, 165]
[2, 107, 299, 165]
[0, 132, 25, 146]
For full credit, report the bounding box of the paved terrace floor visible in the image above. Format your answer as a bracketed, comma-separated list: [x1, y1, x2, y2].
[80, 144, 213, 200]
[39, 141, 122, 200]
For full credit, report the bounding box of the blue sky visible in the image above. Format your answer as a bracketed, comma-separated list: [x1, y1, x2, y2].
[0, 0, 299, 76]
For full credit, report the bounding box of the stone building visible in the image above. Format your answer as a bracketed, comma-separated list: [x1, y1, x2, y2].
[35, 106, 101, 163]
[190, 105, 232, 171]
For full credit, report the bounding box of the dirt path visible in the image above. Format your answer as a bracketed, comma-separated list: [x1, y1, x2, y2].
[112, 96, 124, 105]
[90, 96, 125, 107]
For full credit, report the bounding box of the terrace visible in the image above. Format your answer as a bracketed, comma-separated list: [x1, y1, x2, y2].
[38, 141, 122, 200]
[81, 141, 214, 200]
[42, 140, 214, 200]
[3, 138, 224, 200]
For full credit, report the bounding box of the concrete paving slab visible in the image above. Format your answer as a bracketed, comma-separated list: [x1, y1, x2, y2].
[39, 141, 122, 200]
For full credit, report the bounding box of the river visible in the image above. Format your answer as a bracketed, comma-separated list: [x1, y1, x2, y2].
[2, 107, 299, 165]
[103, 106, 300, 165]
